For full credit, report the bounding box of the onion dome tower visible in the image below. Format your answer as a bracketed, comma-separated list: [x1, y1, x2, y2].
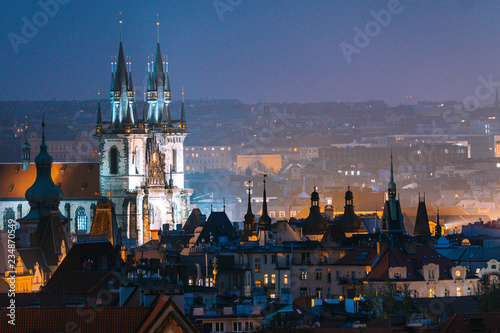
[302, 187, 328, 240]
[335, 186, 365, 236]
[24, 120, 64, 219]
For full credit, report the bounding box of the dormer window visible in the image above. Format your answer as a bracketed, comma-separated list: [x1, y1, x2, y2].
[394, 273, 401, 279]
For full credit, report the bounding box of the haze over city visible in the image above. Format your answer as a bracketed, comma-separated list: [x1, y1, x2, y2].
[1, 0, 500, 105]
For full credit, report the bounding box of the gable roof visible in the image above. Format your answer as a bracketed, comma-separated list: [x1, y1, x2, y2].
[137, 295, 199, 333]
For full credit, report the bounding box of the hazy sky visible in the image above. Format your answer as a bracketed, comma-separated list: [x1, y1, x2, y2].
[1, 0, 500, 105]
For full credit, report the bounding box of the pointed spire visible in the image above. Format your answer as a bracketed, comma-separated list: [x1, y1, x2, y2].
[435, 208, 442, 239]
[153, 33, 164, 85]
[21, 116, 31, 171]
[181, 88, 186, 129]
[165, 55, 170, 92]
[126, 104, 132, 123]
[96, 91, 102, 126]
[496, 90, 499, 109]
[119, 12, 123, 42]
[390, 151, 394, 183]
[246, 181, 253, 217]
[262, 174, 268, 216]
[414, 192, 431, 237]
[143, 90, 148, 124]
[115, 39, 128, 90]
[156, 14, 160, 44]
[128, 70, 134, 92]
[110, 58, 115, 91]
[161, 104, 171, 126]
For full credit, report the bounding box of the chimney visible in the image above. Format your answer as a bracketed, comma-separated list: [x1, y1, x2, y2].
[405, 240, 417, 254]
[377, 240, 389, 256]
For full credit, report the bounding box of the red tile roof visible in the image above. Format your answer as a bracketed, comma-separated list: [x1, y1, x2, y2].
[332, 248, 378, 266]
[0, 307, 151, 333]
[0, 162, 99, 199]
[367, 245, 476, 281]
[437, 313, 500, 332]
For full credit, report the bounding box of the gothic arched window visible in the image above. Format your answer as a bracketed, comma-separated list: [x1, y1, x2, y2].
[76, 207, 87, 232]
[110, 146, 119, 174]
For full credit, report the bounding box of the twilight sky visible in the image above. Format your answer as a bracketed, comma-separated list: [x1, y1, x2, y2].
[1, 0, 500, 105]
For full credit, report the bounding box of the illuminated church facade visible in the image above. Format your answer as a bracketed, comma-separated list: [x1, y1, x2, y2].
[96, 22, 192, 244]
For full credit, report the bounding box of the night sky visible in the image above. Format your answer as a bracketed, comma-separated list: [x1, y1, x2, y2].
[1, 0, 500, 105]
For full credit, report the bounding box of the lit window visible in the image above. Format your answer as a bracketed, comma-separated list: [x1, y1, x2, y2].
[76, 207, 87, 232]
[255, 259, 261, 273]
[429, 289, 435, 298]
[283, 274, 288, 285]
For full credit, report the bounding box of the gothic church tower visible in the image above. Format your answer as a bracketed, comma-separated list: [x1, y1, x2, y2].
[97, 19, 192, 244]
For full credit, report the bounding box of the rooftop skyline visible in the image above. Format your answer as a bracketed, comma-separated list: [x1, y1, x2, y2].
[1, 0, 500, 105]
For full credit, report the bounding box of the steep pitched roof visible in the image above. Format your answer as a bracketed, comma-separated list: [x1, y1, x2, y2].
[90, 197, 121, 246]
[137, 295, 199, 333]
[182, 208, 206, 234]
[42, 240, 120, 293]
[413, 198, 431, 237]
[196, 211, 238, 245]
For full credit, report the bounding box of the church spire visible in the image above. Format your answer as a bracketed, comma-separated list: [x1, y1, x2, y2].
[435, 208, 442, 239]
[246, 181, 253, 217]
[21, 117, 30, 171]
[496, 90, 499, 109]
[156, 14, 160, 43]
[165, 56, 171, 94]
[388, 151, 396, 200]
[180, 88, 186, 130]
[257, 174, 272, 246]
[413, 193, 431, 238]
[96, 91, 102, 135]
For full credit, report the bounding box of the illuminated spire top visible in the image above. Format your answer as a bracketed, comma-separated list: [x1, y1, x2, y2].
[181, 87, 186, 127]
[388, 151, 396, 192]
[245, 180, 254, 219]
[157, 14, 160, 43]
[119, 12, 123, 42]
[96, 91, 102, 125]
